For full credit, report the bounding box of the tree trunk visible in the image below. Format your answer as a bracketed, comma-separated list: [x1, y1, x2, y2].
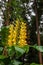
[34, 0, 42, 64]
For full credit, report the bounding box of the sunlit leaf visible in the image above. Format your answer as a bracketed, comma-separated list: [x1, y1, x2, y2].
[15, 46, 25, 54]
[33, 45, 43, 52]
[11, 60, 22, 65]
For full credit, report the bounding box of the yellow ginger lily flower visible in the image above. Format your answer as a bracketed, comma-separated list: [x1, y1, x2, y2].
[12, 19, 20, 45]
[7, 21, 19, 46]
[8, 39, 12, 46]
[7, 19, 28, 47]
[18, 22, 27, 47]
[19, 40, 27, 47]
[7, 24, 14, 46]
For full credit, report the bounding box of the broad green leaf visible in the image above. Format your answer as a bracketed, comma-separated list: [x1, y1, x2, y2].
[15, 46, 25, 54]
[14, 46, 25, 58]
[22, 45, 29, 53]
[33, 46, 43, 52]
[15, 45, 29, 58]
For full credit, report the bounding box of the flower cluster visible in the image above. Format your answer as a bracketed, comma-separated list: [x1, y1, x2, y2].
[7, 19, 19, 46]
[12, 19, 19, 45]
[7, 24, 14, 46]
[18, 22, 27, 47]
[7, 19, 28, 47]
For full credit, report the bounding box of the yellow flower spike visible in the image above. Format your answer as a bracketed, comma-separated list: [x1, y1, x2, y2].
[8, 40, 12, 43]
[12, 19, 20, 45]
[12, 39, 16, 45]
[20, 28, 26, 30]
[21, 22, 26, 26]
[8, 40, 13, 46]
[13, 42, 16, 45]
[18, 21, 27, 47]
[7, 24, 14, 46]
[7, 19, 27, 47]
[19, 37, 27, 39]
[12, 39, 16, 42]
[20, 31, 27, 34]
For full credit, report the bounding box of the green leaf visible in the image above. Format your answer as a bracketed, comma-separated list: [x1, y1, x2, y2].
[0, 47, 3, 54]
[14, 45, 29, 58]
[7, 46, 15, 57]
[22, 45, 29, 53]
[0, 47, 3, 52]
[1, 26, 9, 46]
[33, 46, 43, 52]
[15, 46, 25, 58]
[0, 55, 8, 59]
[15, 46, 25, 54]
[11, 60, 22, 65]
